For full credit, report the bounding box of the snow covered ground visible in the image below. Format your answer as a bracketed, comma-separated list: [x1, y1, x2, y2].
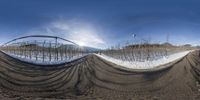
[96, 50, 192, 69]
[1, 50, 192, 67]
[1, 51, 87, 65]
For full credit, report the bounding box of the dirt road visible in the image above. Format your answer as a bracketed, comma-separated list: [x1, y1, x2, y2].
[0, 51, 199, 100]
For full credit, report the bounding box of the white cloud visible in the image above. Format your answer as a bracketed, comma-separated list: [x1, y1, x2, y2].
[49, 20, 105, 48]
[24, 20, 105, 48]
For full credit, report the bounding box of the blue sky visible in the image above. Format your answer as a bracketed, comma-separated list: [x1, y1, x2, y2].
[0, 0, 200, 48]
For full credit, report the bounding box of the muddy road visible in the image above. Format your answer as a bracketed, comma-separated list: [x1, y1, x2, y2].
[0, 51, 199, 100]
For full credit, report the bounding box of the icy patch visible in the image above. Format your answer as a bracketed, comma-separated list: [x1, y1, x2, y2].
[1, 51, 87, 65]
[96, 51, 192, 69]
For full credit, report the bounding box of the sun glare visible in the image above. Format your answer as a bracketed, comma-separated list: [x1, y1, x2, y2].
[77, 41, 86, 46]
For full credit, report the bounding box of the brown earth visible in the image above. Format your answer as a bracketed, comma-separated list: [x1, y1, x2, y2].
[0, 50, 199, 100]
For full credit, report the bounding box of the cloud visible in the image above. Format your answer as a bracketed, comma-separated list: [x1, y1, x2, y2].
[24, 19, 105, 48]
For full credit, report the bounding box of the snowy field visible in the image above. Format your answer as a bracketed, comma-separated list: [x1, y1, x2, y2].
[0, 49, 192, 67]
[2, 51, 87, 65]
[96, 50, 192, 69]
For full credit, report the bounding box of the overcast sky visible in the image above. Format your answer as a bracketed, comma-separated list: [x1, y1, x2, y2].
[0, 0, 200, 48]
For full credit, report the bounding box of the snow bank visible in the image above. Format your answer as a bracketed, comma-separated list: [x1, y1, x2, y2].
[96, 51, 192, 69]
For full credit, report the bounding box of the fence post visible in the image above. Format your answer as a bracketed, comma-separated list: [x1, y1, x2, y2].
[42, 40, 46, 62]
[49, 41, 51, 62]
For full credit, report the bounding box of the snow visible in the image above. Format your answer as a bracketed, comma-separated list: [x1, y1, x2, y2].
[96, 50, 192, 69]
[0, 49, 192, 67]
[1, 51, 87, 65]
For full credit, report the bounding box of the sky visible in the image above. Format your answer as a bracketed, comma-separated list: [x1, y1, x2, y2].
[0, 0, 200, 48]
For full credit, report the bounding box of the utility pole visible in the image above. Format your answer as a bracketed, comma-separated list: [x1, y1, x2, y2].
[165, 33, 170, 56]
[166, 33, 170, 43]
